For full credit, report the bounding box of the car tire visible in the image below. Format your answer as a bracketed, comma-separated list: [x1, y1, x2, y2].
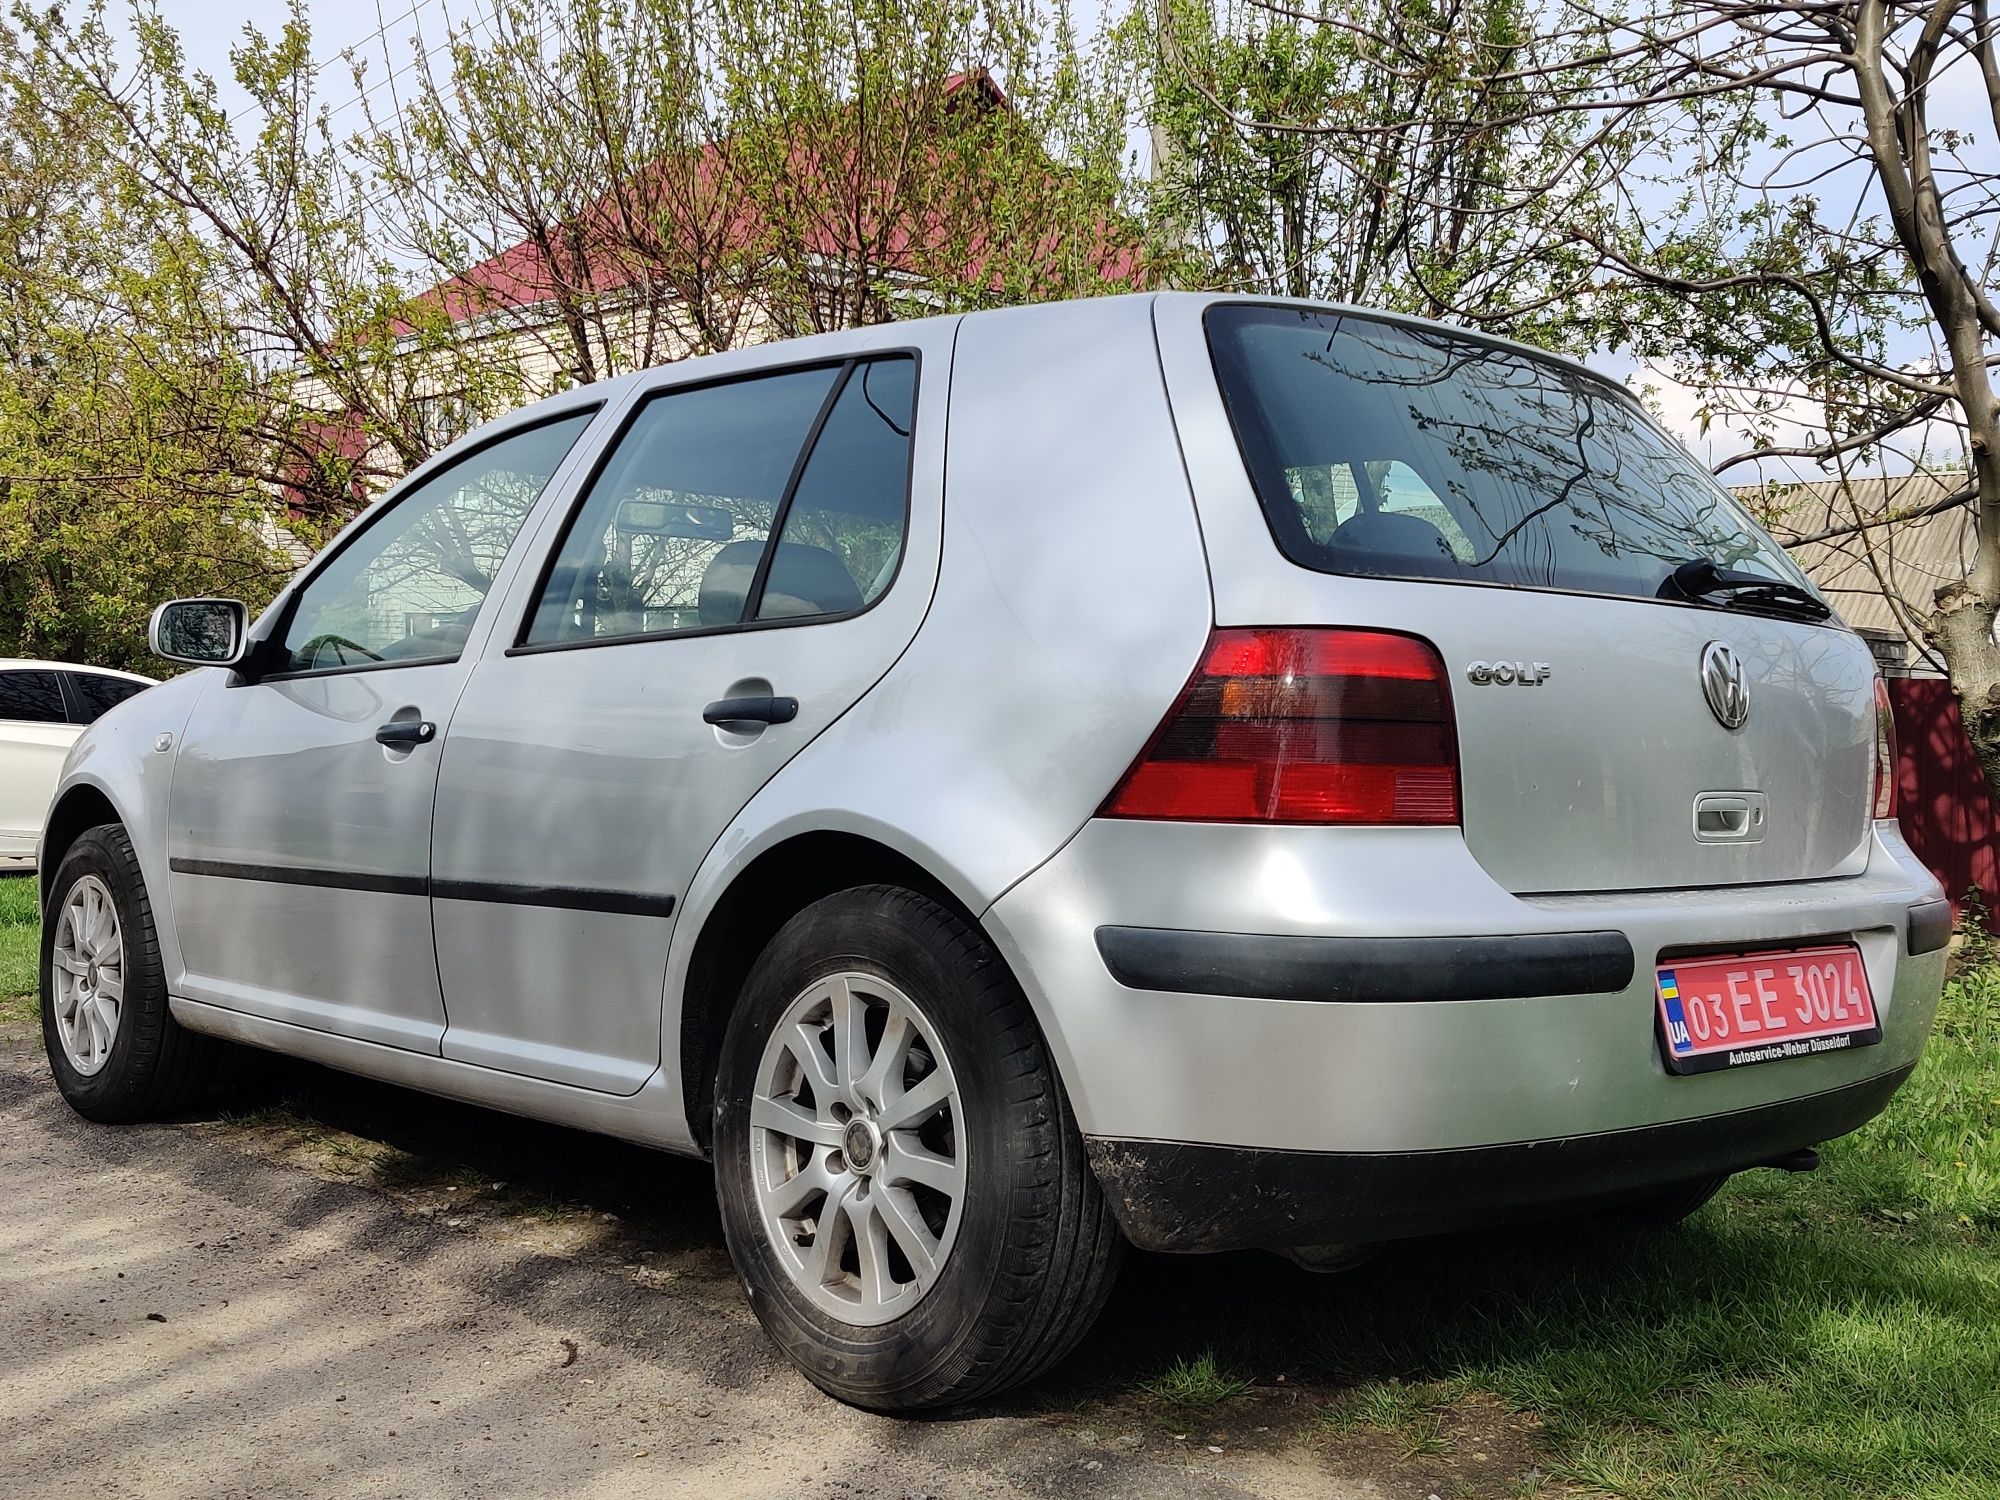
[41, 824, 218, 1123]
[713, 884, 1122, 1411]
[1598, 1173, 1731, 1231]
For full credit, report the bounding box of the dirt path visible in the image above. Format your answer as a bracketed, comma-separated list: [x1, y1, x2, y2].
[0, 1020, 1545, 1499]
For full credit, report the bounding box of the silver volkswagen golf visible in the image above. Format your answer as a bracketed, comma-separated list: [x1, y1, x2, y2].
[39, 293, 1950, 1409]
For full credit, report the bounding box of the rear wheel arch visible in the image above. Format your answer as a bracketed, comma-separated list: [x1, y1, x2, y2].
[39, 784, 123, 910]
[676, 831, 1000, 1155]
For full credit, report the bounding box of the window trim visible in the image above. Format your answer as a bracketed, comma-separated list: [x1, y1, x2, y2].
[506, 349, 922, 660]
[58, 670, 150, 726]
[55, 672, 86, 726]
[1202, 303, 1837, 628]
[246, 403, 605, 685]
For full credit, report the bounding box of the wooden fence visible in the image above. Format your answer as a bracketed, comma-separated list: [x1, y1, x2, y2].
[1889, 677, 1998, 935]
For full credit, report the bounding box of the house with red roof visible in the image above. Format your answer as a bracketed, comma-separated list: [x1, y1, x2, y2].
[278, 69, 1140, 522]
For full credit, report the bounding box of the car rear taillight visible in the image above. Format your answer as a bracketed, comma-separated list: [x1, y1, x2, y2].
[1873, 675, 1898, 821]
[1099, 628, 1459, 824]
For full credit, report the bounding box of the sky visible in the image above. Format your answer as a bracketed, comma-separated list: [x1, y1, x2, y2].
[149, 0, 468, 123]
[137, 0, 1987, 482]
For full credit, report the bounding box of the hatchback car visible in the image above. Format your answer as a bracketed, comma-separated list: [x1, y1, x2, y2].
[1, 659, 153, 867]
[39, 293, 1949, 1410]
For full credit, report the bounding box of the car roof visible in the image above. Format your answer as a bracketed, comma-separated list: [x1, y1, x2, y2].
[0, 658, 157, 684]
[532, 290, 1635, 415]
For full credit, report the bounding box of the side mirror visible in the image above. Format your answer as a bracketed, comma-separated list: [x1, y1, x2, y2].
[615, 499, 734, 541]
[149, 598, 249, 668]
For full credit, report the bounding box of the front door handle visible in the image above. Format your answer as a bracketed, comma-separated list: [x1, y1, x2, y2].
[375, 719, 437, 747]
[702, 695, 799, 726]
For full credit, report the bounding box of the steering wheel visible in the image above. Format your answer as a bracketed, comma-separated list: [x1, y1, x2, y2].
[297, 633, 385, 670]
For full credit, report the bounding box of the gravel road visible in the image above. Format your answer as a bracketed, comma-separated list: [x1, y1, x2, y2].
[0, 1019, 1542, 1499]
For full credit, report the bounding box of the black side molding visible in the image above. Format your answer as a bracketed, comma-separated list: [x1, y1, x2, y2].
[170, 858, 673, 918]
[168, 857, 427, 899]
[1907, 898, 1953, 956]
[431, 879, 674, 919]
[1094, 925, 1636, 1003]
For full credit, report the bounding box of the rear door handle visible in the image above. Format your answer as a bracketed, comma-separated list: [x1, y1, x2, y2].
[702, 696, 798, 726]
[375, 719, 437, 747]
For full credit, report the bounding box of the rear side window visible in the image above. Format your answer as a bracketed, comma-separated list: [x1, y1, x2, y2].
[524, 355, 915, 647]
[66, 673, 149, 724]
[1206, 306, 1819, 606]
[0, 669, 66, 724]
[759, 358, 915, 619]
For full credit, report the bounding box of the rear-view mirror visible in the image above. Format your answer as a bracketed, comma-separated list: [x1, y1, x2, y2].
[149, 598, 248, 668]
[615, 499, 733, 540]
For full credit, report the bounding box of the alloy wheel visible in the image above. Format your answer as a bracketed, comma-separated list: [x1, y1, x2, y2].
[748, 971, 965, 1326]
[50, 873, 124, 1077]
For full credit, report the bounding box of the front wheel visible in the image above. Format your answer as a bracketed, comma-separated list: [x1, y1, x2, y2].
[713, 885, 1121, 1410]
[41, 825, 218, 1122]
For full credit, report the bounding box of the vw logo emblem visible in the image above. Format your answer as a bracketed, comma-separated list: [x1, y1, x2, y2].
[1700, 641, 1750, 729]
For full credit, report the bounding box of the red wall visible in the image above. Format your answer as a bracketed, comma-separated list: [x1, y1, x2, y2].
[1889, 678, 1998, 935]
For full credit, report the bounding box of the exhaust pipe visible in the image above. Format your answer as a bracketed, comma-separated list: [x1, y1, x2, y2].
[1277, 1243, 1379, 1275]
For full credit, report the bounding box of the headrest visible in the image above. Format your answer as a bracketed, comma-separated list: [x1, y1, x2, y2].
[698, 540, 864, 626]
[1327, 509, 1455, 562]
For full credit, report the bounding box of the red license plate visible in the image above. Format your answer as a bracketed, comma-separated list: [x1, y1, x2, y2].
[1655, 944, 1881, 1075]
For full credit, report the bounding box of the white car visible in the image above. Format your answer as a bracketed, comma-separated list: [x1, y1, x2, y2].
[1, 660, 153, 867]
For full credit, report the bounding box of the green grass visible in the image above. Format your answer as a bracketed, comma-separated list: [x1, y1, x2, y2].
[0, 873, 37, 1018]
[1088, 947, 1999, 1497]
[1138, 1349, 1255, 1408]
[1211, 955, 2000, 1499]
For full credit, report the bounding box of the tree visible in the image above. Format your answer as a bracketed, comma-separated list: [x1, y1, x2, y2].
[1145, 0, 2000, 789]
[358, 0, 1144, 383]
[0, 8, 290, 668]
[1132, 0, 1644, 351]
[3, 0, 1148, 662]
[22, 0, 534, 498]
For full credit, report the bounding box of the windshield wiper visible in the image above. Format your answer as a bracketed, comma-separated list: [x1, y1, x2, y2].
[1660, 558, 1832, 621]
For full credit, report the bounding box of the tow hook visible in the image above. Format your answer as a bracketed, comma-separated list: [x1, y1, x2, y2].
[1760, 1147, 1821, 1174]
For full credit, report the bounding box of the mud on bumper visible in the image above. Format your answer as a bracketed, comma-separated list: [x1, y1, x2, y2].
[1085, 1065, 1913, 1253]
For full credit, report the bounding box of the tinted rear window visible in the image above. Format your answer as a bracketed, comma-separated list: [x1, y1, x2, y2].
[1206, 306, 1819, 607]
[0, 670, 66, 724]
[66, 672, 149, 724]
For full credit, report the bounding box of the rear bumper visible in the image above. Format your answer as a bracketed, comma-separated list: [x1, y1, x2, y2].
[982, 818, 1948, 1211]
[1087, 1065, 1910, 1251]
[1093, 926, 1636, 1003]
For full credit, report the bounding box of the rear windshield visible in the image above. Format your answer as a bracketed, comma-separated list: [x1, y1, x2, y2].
[1206, 305, 1821, 608]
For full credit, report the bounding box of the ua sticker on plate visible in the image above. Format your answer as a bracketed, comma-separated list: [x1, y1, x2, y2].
[1656, 944, 1881, 1075]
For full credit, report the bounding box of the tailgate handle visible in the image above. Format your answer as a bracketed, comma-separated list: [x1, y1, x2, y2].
[1693, 791, 1765, 843]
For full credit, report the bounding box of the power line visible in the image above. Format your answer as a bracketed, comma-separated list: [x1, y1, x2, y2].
[322, 0, 508, 126]
[325, 7, 565, 233]
[227, 0, 448, 125]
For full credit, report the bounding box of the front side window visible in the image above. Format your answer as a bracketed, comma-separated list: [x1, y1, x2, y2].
[277, 411, 595, 675]
[524, 356, 916, 647]
[0, 669, 65, 724]
[1207, 306, 1821, 608]
[65, 673, 149, 724]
